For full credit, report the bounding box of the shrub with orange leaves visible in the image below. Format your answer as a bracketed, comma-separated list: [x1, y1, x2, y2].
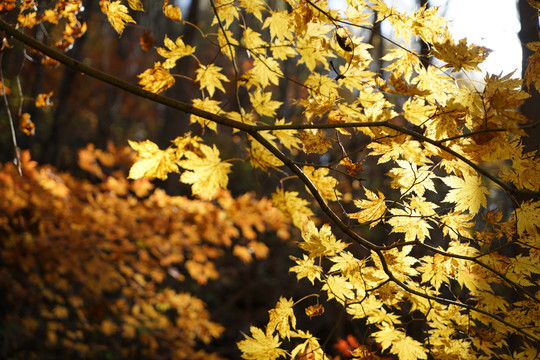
[0, 146, 289, 359]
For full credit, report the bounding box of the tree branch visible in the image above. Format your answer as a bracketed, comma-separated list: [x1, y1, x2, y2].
[0, 19, 253, 134]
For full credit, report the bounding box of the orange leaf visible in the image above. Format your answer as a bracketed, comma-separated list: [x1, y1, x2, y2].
[19, 113, 35, 136]
[35, 91, 53, 107]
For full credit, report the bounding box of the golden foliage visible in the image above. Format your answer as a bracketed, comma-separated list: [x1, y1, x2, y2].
[0, 148, 289, 359]
[1, 1, 539, 359]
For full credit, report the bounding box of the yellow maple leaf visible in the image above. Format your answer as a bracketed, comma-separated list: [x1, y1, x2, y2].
[297, 37, 330, 72]
[367, 135, 409, 164]
[455, 262, 491, 295]
[515, 200, 540, 236]
[391, 334, 428, 360]
[237, 326, 286, 360]
[238, 0, 265, 22]
[328, 251, 366, 279]
[289, 331, 326, 360]
[410, 4, 448, 43]
[17, 11, 38, 28]
[442, 173, 488, 215]
[190, 98, 221, 132]
[372, 323, 400, 352]
[177, 144, 232, 199]
[250, 139, 284, 171]
[171, 132, 203, 158]
[303, 166, 341, 201]
[381, 73, 432, 97]
[297, 22, 334, 71]
[272, 189, 314, 229]
[300, 220, 348, 258]
[402, 98, 436, 126]
[417, 254, 452, 291]
[195, 64, 229, 97]
[439, 211, 474, 241]
[157, 35, 196, 69]
[524, 41, 540, 92]
[382, 48, 422, 82]
[128, 140, 178, 180]
[270, 39, 297, 60]
[243, 27, 267, 56]
[373, 247, 419, 281]
[137, 62, 175, 94]
[162, 0, 182, 22]
[369, 0, 393, 22]
[103, 0, 135, 35]
[431, 34, 491, 73]
[500, 149, 540, 191]
[272, 118, 302, 151]
[262, 10, 293, 41]
[409, 195, 437, 217]
[349, 188, 387, 227]
[412, 65, 454, 102]
[247, 132, 283, 171]
[212, 0, 239, 29]
[249, 89, 282, 117]
[305, 73, 340, 98]
[322, 275, 355, 303]
[289, 254, 322, 285]
[345, 5, 372, 26]
[217, 28, 240, 60]
[387, 159, 436, 197]
[267, 297, 296, 339]
[246, 57, 282, 89]
[387, 208, 432, 243]
[301, 92, 336, 121]
[300, 129, 332, 154]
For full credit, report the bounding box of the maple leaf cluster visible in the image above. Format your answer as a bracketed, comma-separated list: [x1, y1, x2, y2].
[7, 0, 87, 62]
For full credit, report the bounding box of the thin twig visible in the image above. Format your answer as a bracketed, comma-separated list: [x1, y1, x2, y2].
[0, 51, 21, 175]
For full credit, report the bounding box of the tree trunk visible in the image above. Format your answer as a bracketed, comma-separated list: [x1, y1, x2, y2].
[418, 0, 431, 69]
[518, 0, 540, 154]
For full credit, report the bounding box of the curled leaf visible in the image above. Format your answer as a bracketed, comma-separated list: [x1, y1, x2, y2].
[162, 0, 182, 22]
[19, 113, 35, 136]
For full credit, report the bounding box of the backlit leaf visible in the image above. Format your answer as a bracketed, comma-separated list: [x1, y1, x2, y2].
[268, 297, 296, 339]
[128, 140, 178, 180]
[349, 188, 386, 227]
[299, 220, 348, 258]
[178, 144, 232, 200]
[127, 0, 143, 11]
[157, 35, 195, 69]
[442, 173, 488, 215]
[237, 326, 286, 360]
[195, 64, 229, 97]
[103, 0, 135, 35]
[137, 62, 175, 94]
[162, 0, 182, 21]
[302, 165, 341, 201]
